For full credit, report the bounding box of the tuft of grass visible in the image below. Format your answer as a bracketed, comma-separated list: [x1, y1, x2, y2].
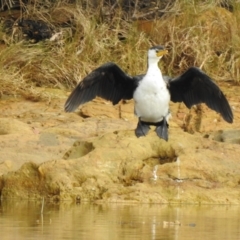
[0, 3, 152, 99]
[149, 1, 240, 80]
[0, 0, 240, 100]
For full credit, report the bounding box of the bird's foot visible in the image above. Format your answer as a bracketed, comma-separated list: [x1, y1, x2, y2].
[135, 119, 150, 137]
[155, 118, 169, 141]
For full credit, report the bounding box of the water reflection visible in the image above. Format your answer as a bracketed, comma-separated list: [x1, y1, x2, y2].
[0, 199, 240, 240]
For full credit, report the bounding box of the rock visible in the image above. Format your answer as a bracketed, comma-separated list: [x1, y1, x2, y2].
[0, 160, 12, 175]
[0, 98, 136, 176]
[0, 118, 32, 135]
[1, 127, 240, 204]
[0, 87, 239, 203]
[210, 129, 240, 144]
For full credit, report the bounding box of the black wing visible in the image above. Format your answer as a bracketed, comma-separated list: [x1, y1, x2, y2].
[64, 62, 139, 112]
[168, 67, 233, 123]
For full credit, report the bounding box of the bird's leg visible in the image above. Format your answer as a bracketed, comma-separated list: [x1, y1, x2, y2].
[155, 117, 169, 141]
[135, 118, 150, 137]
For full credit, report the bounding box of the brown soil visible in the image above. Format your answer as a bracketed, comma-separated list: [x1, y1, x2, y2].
[0, 82, 240, 203]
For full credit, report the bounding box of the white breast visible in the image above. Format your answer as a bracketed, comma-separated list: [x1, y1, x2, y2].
[133, 66, 170, 122]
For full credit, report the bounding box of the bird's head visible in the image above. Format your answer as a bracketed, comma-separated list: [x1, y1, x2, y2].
[148, 46, 168, 64]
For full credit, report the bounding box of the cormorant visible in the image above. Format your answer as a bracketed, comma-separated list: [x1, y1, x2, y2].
[64, 46, 233, 141]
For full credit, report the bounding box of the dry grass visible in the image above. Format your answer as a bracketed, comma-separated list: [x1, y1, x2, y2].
[151, 1, 240, 80]
[0, 0, 240, 100]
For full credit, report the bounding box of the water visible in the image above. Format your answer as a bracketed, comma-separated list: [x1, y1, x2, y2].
[0, 200, 240, 240]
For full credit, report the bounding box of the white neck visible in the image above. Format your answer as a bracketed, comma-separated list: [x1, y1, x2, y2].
[147, 55, 162, 69]
[146, 57, 162, 76]
[148, 56, 160, 66]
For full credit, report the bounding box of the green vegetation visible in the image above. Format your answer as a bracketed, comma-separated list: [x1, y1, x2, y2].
[0, 0, 240, 99]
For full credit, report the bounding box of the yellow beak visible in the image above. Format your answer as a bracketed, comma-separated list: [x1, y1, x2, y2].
[157, 49, 168, 57]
